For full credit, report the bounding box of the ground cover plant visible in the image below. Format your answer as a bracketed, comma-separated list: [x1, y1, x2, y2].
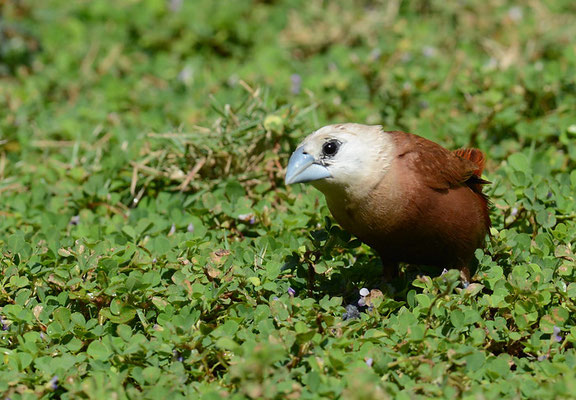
[1, 0, 576, 398]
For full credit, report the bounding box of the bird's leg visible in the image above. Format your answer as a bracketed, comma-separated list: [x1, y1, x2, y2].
[378, 260, 400, 296]
[381, 260, 399, 282]
[459, 265, 471, 287]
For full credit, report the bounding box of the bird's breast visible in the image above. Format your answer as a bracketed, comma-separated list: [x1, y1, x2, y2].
[323, 179, 488, 267]
[324, 184, 404, 242]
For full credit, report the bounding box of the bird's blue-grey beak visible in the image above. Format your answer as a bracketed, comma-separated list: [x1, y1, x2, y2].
[285, 147, 331, 185]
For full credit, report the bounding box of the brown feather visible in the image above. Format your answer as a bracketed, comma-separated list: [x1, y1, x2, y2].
[388, 131, 479, 191]
[454, 148, 486, 176]
[453, 147, 491, 229]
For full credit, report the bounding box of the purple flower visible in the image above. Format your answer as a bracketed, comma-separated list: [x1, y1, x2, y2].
[0, 316, 7, 331]
[187, 223, 194, 233]
[552, 326, 562, 343]
[511, 207, 518, 217]
[365, 358, 374, 367]
[273, 296, 279, 301]
[538, 354, 548, 361]
[358, 288, 370, 307]
[169, 224, 176, 235]
[49, 376, 58, 390]
[238, 214, 257, 225]
[173, 350, 184, 362]
[290, 74, 302, 95]
[69, 215, 80, 226]
[288, 287, 296, 297]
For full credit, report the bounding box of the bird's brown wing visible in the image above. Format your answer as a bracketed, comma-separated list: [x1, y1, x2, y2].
[388, 131, 491, 229]
[388, 131, 479, 190]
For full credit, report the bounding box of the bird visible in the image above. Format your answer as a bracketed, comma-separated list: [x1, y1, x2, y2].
[284, 123, 490, 282]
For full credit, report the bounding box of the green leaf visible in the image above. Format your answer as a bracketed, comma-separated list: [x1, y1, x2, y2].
[122, 225, 137, 239]
[536, 209, 557, 229]
[225, 181, 246, 201]
[117, 324, 132, 341]
[450, 310, 466, 329]
[464, 351, 485, 372]
[100, 303, 137, 324]
[87, 341, 111, 361]
[18, 352, 34, 370]
[508, 153, 530, 171]
[486, 356, 511, 379]
[142, 366, 161, 384]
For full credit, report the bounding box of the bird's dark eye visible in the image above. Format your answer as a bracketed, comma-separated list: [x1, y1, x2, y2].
[322, 140, 340, 157]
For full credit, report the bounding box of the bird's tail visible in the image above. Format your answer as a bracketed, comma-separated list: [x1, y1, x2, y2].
[454, 148, 491, 229]
[454, 148, 486, 177]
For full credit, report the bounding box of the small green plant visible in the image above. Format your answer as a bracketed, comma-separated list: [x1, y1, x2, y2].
[1, 0, 576, 398]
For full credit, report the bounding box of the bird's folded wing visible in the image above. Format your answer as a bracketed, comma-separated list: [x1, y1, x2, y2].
[390, 131, 480, 191]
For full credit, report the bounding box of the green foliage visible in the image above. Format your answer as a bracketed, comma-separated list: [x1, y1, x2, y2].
[1, 0, 576, 398]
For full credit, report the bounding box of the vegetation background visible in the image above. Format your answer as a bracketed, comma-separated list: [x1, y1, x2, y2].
[1, 0, 576, 398]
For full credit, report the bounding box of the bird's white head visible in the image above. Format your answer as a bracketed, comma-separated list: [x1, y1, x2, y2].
[285, 123, 396, 198]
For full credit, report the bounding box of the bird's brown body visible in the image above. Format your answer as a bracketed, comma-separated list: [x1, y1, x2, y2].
[319, 131, 489, 278]
[285, 124, 490, 281]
